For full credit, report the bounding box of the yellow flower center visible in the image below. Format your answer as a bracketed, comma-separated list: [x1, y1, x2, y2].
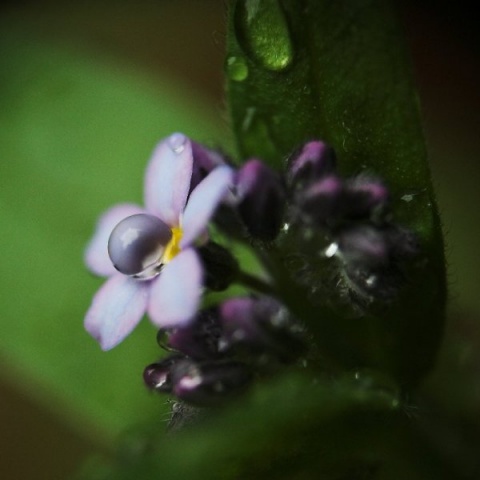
[162, 226, 183, 264]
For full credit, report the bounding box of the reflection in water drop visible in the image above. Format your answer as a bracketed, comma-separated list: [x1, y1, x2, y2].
[226, 56, 249, 81]
[234, 0, 294, 72]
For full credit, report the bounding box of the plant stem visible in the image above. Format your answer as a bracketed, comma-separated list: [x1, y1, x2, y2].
[236, 270, 277, 297]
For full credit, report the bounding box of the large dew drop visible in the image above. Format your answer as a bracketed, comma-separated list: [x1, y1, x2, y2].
[234, 0, 294, 72]
[108, 214, 172, 278]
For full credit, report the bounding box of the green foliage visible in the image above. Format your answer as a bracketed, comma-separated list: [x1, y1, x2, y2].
[226, 0, 446, 387]
[76, 373, 413, 480]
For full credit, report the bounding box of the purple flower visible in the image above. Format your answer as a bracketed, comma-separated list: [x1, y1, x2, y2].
[84, 133, 234, 350]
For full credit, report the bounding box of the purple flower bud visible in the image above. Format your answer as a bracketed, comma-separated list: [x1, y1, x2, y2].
[143, 354, 184, 392]
[336, 224, 418, 301]
[236, 159, 286, 241]
[190, 142, 228, 193]
[287, 140, 336, 189]
[343, 176, 390, 220]
[336, 226, 389, 268]
[196, 241, 239, 291]
[219, 297, 305, 362]
[296, 175, 344, 226]
[171, 359, 252, 406]
[158, 307, 222, 360]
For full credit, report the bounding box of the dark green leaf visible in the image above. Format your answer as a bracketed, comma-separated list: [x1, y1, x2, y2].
[77, 373, 405, 480]
[226, 0, 446, 386]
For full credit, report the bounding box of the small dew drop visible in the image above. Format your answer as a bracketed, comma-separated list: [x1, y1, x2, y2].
[401, 194, 413, 203]
[168, 133, 187, 154]
[282, 222, 290, 232]
[226, 56, 249, 82]
[234, 0, 294, 72]
[325, 242, 339, 258]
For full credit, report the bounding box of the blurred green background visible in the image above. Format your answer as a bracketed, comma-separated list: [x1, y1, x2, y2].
[0, 1, 478, 478]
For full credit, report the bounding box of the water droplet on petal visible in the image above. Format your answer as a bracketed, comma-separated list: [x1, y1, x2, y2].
[226, 56, 249, 81]
[168, 133, 187, 154]
[108, 214, 172, 278]
[234, 0, 294, 72]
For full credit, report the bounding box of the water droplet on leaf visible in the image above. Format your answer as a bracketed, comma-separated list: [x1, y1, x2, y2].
[234, 0, 294, 72]
[226, 56, 249, 81]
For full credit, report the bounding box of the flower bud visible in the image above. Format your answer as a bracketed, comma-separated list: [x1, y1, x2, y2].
[143, 354, 184, 392]
[158, 307, 222, 360]
[287, 140, 336, 190]
[336, 225, 389, 269]
[219, 297, 305, 362]
[295, 175, 344, 226]
[236, 159, 286, 241]
[196, 241, 239, 291]
[189, 142, 227, 193]
[343, 176, 390, 220]
[170, 359, 252, 406]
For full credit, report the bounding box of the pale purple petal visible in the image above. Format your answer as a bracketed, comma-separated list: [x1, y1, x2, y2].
[180, 166, 234, 248]
[148, 249, 203, 328]
[85, 203, 145, 276]
[144, 133, 193, 226]
[84, 274, 149, 350]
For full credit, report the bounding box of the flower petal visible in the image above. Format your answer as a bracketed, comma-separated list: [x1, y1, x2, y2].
[148, 249, 203, 328]
[144, 133, 193, 226]
[85, 203, 145, 276]
[180, 166, 234, 247]
[84, 274, 149, 350]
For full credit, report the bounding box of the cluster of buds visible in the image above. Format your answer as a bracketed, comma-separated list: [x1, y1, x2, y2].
[212, 140, 418, 304]
[284, 141, 418, 302]
[84, 132, 418, 413]
[143, 297, 305, 407]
